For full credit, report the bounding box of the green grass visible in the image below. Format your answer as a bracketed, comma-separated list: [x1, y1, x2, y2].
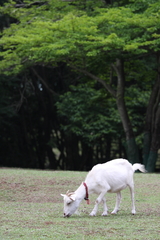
[0, 168, 159, 240]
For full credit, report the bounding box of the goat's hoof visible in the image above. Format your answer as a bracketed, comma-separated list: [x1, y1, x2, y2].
[111, 211, 117, 214]
[102, 213, 108, 216]
[132, 210, 136, 215]
[89, 213, 96, 217]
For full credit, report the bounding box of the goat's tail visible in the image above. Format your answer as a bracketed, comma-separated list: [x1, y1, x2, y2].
[132, 163, 147, 173]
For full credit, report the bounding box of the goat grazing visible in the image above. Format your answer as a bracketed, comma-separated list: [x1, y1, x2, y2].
[61, 158, 146, 217]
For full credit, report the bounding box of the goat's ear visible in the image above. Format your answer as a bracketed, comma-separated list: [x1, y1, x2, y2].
[60, 194, 66, 198]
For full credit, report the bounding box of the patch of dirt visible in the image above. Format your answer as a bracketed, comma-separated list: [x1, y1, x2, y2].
[0, 175, 69, 203]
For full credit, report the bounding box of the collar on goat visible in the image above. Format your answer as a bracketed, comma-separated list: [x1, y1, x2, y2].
[83, 182, 90, 204]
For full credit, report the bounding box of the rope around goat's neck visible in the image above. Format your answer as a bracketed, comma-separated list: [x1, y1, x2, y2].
[83, 182, 90, 204]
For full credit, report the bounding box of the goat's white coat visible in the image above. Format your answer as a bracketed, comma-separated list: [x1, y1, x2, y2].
[61, 159, 146, 217]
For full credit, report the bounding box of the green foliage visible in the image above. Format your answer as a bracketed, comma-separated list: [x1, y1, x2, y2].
[125, 86, 150, 144]
[0, 75, 16, 121]
[0, 0, 159, 170]
[0, 0, 160, 74]
[56, 84, 122, 143]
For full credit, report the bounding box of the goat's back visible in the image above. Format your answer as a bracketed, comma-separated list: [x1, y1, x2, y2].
[85, 159, 134, 193]
[90, 158, 133, 174]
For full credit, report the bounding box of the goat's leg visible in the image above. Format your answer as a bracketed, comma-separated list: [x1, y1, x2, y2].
[101, 197, 108, 216]
[90, 191, 107, 216]
[111, 192, 121, 214]
[129, 185, 136, 214]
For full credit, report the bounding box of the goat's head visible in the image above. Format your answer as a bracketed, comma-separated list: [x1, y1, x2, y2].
[61, 191, 80, 217]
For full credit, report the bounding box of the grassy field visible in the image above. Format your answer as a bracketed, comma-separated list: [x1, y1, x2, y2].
[0, 168, 159, 240]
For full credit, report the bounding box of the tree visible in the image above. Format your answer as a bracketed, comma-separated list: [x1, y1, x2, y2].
[0, 0, 160, 170]
[143, 55, 160, 172]
[57, 84, 117, 141]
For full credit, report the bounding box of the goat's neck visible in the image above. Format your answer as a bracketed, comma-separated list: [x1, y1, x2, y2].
[75, 180, 94, 201]
[75, 183, 87, 201]
[85, 176, 96, 194]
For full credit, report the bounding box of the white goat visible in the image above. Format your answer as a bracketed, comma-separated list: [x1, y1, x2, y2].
[61, 159, 146, 217]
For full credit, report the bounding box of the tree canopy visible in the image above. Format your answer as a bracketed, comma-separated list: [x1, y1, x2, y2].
[0, 1, 160, 72]
[0, 0, 160, 171]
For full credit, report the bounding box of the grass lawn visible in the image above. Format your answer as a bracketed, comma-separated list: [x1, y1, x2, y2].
[0, 168, 159, 240]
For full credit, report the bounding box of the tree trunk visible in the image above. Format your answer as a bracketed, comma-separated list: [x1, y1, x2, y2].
[146, 104, 160, 172]
[106, 136, 111, 161]
[112, 59, 140, 164]
[143, 75, 160, 166]
[143, 55, 160, 172]
[70, 60, 140, 164]
[46, 145, 57, 169]
[65, 133, 81, 170]
[81, 142, 93, 170]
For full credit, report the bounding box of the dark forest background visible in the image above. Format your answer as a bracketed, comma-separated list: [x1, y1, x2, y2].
[0, 0, 160, 172]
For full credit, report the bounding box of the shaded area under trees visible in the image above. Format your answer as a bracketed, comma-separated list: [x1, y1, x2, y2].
[0, 0, 160, 171]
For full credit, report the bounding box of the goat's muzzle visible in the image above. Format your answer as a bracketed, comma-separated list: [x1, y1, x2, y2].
[64, 213, 71, 218]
